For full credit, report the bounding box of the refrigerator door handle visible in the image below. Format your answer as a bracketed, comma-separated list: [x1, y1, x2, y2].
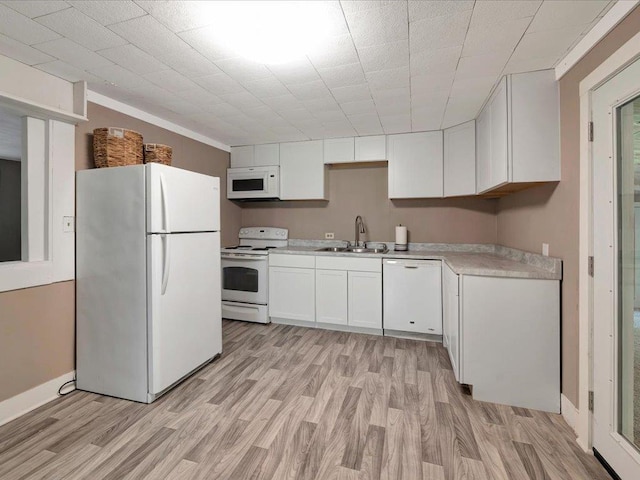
[162, 234, 171, 295]
[160, 173, 171, 233]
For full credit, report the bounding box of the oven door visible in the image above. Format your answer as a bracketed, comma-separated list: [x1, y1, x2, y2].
[221, 254, 268, 304]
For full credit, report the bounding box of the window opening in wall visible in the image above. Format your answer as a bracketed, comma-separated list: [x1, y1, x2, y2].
[0, 107, 22, 262]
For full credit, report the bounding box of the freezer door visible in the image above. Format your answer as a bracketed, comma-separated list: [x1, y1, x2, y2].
[147, 163, 220, 233]
[148, 231, 222, 395]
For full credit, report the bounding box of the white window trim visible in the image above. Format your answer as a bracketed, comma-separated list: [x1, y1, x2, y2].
[0, 103, 76, 293]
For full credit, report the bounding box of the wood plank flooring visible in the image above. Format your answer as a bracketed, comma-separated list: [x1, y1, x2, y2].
[0, 320, 611, 479]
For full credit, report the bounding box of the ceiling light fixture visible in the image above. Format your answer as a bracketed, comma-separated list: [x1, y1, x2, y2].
[206, 1, 331, 65]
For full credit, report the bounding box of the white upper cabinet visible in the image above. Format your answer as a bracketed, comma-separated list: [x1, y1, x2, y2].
[387, 131, 443, 199]
[231, 144, 279, 167]
[229, 145, 254, 168]
[254, 143, 279, 166]
[279, 140, 328, 200]
[476, 69, 559, 194]
[355, 135, 386, 161]
[324, 137, 354, 164]
[444, 120, 476, 197]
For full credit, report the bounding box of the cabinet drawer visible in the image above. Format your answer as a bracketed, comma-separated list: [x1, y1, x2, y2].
[315, 255, 381, 272]
[269, 254, 315, 268]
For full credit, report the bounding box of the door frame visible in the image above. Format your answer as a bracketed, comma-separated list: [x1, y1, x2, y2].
[578, 29, 640, 451]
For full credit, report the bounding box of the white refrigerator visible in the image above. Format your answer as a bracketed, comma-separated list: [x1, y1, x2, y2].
[76, 163, 222, 403]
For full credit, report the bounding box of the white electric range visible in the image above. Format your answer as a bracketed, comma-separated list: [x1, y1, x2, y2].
[221, 227, 288, 323]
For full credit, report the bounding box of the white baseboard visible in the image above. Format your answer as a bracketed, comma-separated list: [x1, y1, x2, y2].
[561, 393, 579, 433]
[0, 371, 75, 427]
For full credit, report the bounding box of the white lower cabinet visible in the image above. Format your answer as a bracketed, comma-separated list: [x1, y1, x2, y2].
[348, 271, 382, 329]
[316, 269, 348, 325]
[442, 263, 460, 381]
[268, 255, 315, 323]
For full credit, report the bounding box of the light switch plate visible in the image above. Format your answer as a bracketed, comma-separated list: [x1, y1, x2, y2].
[542, 243, 549, 256]
[63, 216, 75, 233]
[325, 232, 335, 239]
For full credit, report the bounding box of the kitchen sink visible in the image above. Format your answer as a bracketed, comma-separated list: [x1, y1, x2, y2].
[315, 246, 388, 254]
[316, 247, 348, 252]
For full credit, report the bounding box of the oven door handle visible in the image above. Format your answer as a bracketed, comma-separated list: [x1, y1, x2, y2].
[221, 254, 266, 260]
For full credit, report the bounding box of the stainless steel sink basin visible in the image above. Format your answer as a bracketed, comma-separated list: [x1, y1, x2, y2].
[316, 247, 348, 252]
[315, 246, 388, 254]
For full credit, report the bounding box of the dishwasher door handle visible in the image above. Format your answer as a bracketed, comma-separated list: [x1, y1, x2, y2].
[404, 265, 419, 269]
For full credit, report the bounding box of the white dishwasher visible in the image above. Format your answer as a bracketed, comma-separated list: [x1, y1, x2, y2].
[383, 259, 442, 335]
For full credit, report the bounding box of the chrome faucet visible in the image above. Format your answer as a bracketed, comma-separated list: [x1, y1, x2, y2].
[354, 215, 366, 247]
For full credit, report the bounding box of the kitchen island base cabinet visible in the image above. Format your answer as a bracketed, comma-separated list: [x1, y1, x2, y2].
[268, 254, 315, 323]
[461, 276, 560, 413]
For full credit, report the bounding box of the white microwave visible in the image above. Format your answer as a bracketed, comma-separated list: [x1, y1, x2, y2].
[227, 166, 280, 200]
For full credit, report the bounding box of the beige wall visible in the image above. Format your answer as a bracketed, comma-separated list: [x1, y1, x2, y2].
[242, 164, 498, 244]
[76, 102, 240, 246]
[496, 6, 640, 407]
[0, 281, 75, 402]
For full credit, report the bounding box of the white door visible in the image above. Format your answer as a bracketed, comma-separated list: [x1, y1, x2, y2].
[444, 120, 476, 197]
[148, 231, 221, 395]
[348, 271, 382, 329]
[592, 55, 640, 478]
[268, 266, 315, 322]
[147, 163, 220, 233]
[316, 269, 348, 325]
[489, 77, 509, 189]
[279, 140, 326, 200]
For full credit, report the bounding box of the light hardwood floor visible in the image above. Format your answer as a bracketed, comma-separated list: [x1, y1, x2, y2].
[0, 320, 610, 480]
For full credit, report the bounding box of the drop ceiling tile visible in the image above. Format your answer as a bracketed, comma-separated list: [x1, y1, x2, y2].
[510, 23, 589, 63]
[192, 72, 246, 94]
[411, 71, 455, 93]
[330, 84, 373, 103]
[160, 49, 223, 78]
[408, 0, 474, 23]
[307, 33, 359, 70]
[178, 25, 237, 62]
[469, 0, 541, 28]
[143, 69, 199, 93]
[449, 75, 497, 98]
[339, 99, 377, 115]
[35, 59, 102, 82]
[322, 121, 357, 137]
[36, 8, 127, 51]
[174, 85, 223, 105]
[409, 10, 471, 52]
[302, 97, 341, 113]
[462, 17, 531, 57]
[287, 80, 333, 101]
[317, 63, 366, 89]
[89, 63, 155, 90]
[67, 1, 145, 25]
[340, 1, 398, 16]
[455, 51, 512, 80]
[279, 108, 314, 122]
[313, 110, 349, 123]
[262, 94, 305, 112]
[503, 55, 559, 75]
[127, 82, 175, 103]
[358, 40, 409, 73]
[412, 106, 445, 131]
[242, 77, 290, 98]
[2, 1, 69, 18]
[376, 97, 410, 116]
[441, 98, 484, 128]
[268, 58, 321, 85]
[0, 32, 55, 65]
[97, 44, 168, 75]
[344, 2, 408, 48]
[410, 45, 461, 76]
[219, 91, 263, 110]
[347, 112, 384, 135]
[162, 98, 204, 115]
[380, 113, 411, 134]
[34, 37, 113, 69]
[109, 15, 192, 59]
[366, 66, 409, 91]
[199, 102, 243, 118]
[134, 0, 216, 32]
[0, 4, 60, 44]
[370, 86, 410, 101]
[411, 90, 450, 107]
[528, 0, 610, 33]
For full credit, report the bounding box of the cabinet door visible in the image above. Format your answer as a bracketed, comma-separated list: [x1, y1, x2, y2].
[316, 269, 348, 325]
[268, 266, 315, 322]
[254, 144, 279, 166]
[354, 135, 386, 161]
[388, 131, 443, 199]
[348, 271, 382, 329]
[476, 107, 491, 193]
[489, 77, 508, 188]
[230, 145, 254, 168]
[444, 120, 476, 197]
[442, 264, 460, 381]
[279, 140, 327, 200]
[324, 137, 354, 164]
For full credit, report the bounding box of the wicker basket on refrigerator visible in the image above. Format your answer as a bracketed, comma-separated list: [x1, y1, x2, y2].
[143, 143, 172, 166]
[93, 127, 143, 168]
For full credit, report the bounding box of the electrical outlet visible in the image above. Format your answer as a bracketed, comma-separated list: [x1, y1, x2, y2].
[325, 232, 335, 239]
[63, 216, 75, 233]
[542, 243, 549, 256]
